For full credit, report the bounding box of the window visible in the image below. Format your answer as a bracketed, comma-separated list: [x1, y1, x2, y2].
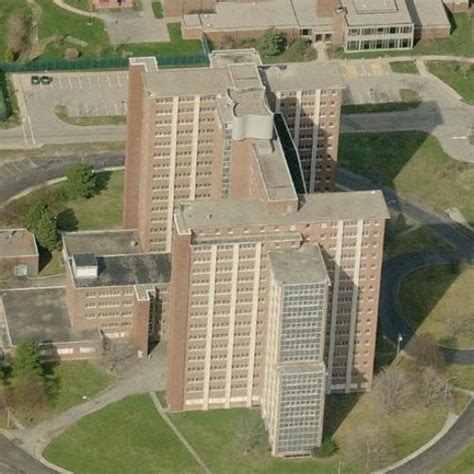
[58, 348, 74, 355]
[80, 347, 96, 354]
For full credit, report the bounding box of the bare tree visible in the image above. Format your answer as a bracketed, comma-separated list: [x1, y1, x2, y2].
[416, 366, 446, 408]
[101, 339, 136, 373]
[6, 14, 28, 58]
[372, 367, 409, 415]
[7, 373, 49, 421]
[345, 426, 395, 472]
[405, 333, 445, 372]
[446, 313, 474, 342]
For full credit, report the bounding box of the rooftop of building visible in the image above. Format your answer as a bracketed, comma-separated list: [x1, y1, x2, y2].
[140, 52, 344, 98]
[1, 288, 100, 346]
[63, 230, 142, 257]
[270, 244, 329, 285]
[72, 253, 171, 288]
[176, 190, 390, 231]
[0, 229, 38, 258]
[209, 49, 262, 68]
[406, 0, 451, 28]
[341, 0, 413, 25]
[183, 0, 334, 32]
[253, 138, 299, 202]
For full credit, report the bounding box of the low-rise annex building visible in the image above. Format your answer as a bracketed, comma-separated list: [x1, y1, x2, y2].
[0, 229, 39, 278]
[166, 0, 454, 52]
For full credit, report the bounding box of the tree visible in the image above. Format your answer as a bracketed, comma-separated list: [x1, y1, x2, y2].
[372, 367, 409, 415]
[7, 373, 49, 421]
[257, 29, 286, 57]
[345, 426, 395, 472]
[234, 415, 270, 455]
[12, 340, 43, 380]
[405, 333, 445, 372]
[6, 14, 28, 60]
[312, 438, 338, 458]
[66, 163, 97, 199]
[416, 366, 446, 408]
[25, 202, 59, 251]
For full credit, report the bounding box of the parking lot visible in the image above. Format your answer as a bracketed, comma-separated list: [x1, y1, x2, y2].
[19, 71, 129, 117]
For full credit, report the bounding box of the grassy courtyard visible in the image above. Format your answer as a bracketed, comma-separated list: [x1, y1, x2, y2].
[1, 360, 113, 426]
[54, 105, 126, 126]
[399, 263, 474, 349]
[44, 394, 202, 474]
[339, 131, 474, 226]
[0, 170, 123, 276]
[44, 387, 448, 474]
[427, 61, 474, 105]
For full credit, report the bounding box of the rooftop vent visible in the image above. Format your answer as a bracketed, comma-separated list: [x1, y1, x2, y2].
[72, 253, 98, 279]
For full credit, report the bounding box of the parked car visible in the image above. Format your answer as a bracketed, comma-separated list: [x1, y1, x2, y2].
[40, 75, 53, 85]
[31, 75, 40, 85]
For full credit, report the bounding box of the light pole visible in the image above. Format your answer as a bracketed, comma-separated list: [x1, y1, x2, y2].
[396, 333, 403, 357]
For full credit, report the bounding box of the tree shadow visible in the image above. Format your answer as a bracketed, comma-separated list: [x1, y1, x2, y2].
[38, 247, 53, 273]
[57, 208, 79, 232]
[95, 171, 112, 195]
[42, 358, 61, 404]
[323, 393, 362, 440]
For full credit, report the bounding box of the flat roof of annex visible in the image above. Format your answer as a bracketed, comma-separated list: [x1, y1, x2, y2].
[175, 190, 390, 232]
[132, 51, 344, 99]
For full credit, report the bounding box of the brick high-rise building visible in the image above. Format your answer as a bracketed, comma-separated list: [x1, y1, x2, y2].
[123, 50, 344, 253]
[121, 50, 389, 456]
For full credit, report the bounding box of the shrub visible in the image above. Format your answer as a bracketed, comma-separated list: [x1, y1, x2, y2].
[312, 438, 339, 458]
[257, 29, 286, 57]
[25, 202, 59, 251]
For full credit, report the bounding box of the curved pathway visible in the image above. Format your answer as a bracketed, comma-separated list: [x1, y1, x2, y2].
[338, 169, 474, 363]
[52, 0, 98, 18]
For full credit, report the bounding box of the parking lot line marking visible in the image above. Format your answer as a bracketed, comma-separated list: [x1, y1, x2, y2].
[123, 102, 128, 113]
[117, 75, 122, 88]
[68, 77, 73, 89]
[78, 77, 83, 89]
[114, 103, 119, 115]
[58, 77, 63, 89]
[88, 77, 92, 88]
[107, 76, 112, 87]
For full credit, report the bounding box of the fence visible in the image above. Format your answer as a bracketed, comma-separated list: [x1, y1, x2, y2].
[0, 51, 209, 74]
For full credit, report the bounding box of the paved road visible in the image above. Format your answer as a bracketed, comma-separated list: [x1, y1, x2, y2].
[0, 435, 56, 473]
[0, 152, 124, 203]
[389, 400, 474, 473]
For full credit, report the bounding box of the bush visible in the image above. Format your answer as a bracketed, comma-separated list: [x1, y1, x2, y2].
[285, 38, 317, 62]
[151, 1, 163, 18]
[312, 438, 338, 458]
[257, 28, 286, 57]
[64, 48, 80, 60]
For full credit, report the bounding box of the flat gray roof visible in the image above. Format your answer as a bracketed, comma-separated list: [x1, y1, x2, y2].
[1, 288, 99, 346]
[262, 63, 345, 91]
[270, 244, 329, 285]
[63, 230, 141, 257]
[406, 0, 450, 28]
[141, 56, 344, 98]
[72, 253, 171, 288]
[0, 229, 38, 258]
[253, 138, 298, 202]
[342, 0, 413, 25]
[209, 49, 262, 68]
[176, 190, 389, 231]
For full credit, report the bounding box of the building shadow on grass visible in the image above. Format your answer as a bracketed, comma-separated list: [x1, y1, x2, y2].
[323, 393, 362, 441]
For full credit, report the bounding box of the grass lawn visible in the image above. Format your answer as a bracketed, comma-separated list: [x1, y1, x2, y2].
[427, 61, 474, 105]
[435, 439, 474, 474]
[389, 61, 419, 74]
[399, 264, 474, 348]
[341, 89, 421, 114]
[117, 23, 203, 57]
[16, 360, 113, 426]
[63, 0, 93, 11]
[0, 170, 124, 231]
[384, 213, 452, 258]
[54, 105, 126, 126]
[339, 131, 474, 226]
[0, 74, 21, 129]
[44, 394, 201, 474]
[447, 364, 474, 391]
[151, 1, 163, 19]
[36, 0, 114, 60]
